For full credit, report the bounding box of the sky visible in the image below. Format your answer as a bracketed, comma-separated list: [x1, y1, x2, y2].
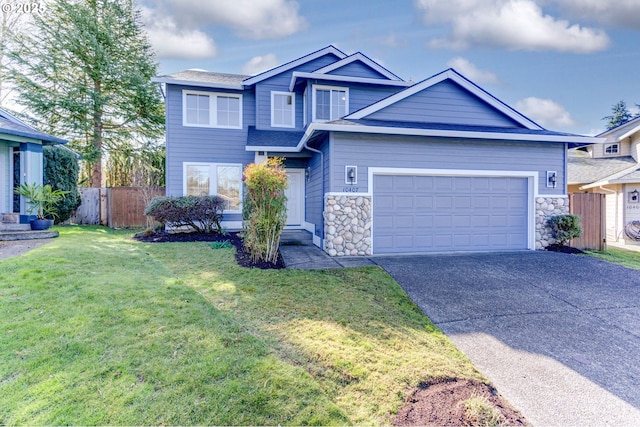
[139, 0, 640, 136]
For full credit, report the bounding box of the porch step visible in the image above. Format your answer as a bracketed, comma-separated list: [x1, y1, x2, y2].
[0, 223, 31, 231]
[0, 230, 59, 241]
[280, 230, 314, 246]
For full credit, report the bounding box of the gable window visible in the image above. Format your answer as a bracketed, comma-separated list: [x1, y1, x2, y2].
[183, 90, 242, 129]
[313, 85, 348, 122]
[184, 162, 242, 212]
[271, 91, 295, 128]
[604, 143, 619, 155]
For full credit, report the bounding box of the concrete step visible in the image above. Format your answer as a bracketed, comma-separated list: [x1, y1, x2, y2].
[280, 230, 313, 246]
[0, 223, 31, 231]
[0, 230, 59, 241]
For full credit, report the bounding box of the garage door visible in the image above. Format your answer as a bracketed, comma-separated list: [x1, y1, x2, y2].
[373, 174, 529, 254]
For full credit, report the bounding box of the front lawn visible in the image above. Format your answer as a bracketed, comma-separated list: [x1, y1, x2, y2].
[0, 226, 483, 425]
[585, 247, 640, 270]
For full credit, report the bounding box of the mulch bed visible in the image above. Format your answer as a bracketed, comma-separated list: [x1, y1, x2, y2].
[394, 378, 530, 426]
[133, 230, 285, 269]
[545, 244, 585, 254]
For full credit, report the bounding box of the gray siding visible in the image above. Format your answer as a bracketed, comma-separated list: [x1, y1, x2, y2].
[328, 133, 566, 196]
[327, 61, 388, 79]
[165, 84, 255, 221]
[366, 80, 520, 127]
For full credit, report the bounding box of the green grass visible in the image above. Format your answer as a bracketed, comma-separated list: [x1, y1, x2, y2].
[585, 247, 640, 270]
[0, 226, 484, 425]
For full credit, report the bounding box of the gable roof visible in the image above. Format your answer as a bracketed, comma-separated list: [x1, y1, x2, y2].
[346, 68, 543, 130]
[568, 148, 638, 185]
[313, 52, 403, 81]
[597, 116, 640, 142]
[0, 108, 66, 144]
[243, 45, 347, 86]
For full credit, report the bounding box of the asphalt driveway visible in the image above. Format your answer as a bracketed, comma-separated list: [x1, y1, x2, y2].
[374, 251, 640, 426]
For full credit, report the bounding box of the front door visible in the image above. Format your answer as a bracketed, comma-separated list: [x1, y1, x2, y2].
[285, 169, 304, 227]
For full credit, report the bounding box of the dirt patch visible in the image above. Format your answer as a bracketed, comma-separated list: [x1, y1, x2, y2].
[133, 230, 285, 269]
[0, 239, 51, 260]
[394, 378, 529, 426]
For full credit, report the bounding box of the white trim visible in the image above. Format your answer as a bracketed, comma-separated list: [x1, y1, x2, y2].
[182, 90, 242, 129]
[289, 72, 410, 92]
[183, 162, 243, 213]
[326, 191, 370, 196]
[367, 167, 539, 253]
[271, 91, 295, 128]
[604, 143, 620, 155]
[243, 46, 347, 86]
[312, 85, 349, 122]
[346, 69, 543, 130]
[617, 124, 640, 141]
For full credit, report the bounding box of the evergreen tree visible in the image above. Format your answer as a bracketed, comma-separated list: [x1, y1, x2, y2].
[603, 100, 633, 130]
[8, 0, 164, 187]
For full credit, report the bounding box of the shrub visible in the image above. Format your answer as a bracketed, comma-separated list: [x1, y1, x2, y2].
[242, 158, 288, 264]
[144, 195, 225, 233]
[547, 214, 582, 246]
[43, 145, 82, 223]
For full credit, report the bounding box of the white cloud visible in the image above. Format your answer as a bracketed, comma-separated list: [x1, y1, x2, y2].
[149, 0, 306, 40]
[242, 54, 280, 75]
[446, 57, 500, 85]
[415, 0, 610, 53]
[556, 0, 640, 30]
[141, 9, 217, 59]
[516, 97, 575, 129]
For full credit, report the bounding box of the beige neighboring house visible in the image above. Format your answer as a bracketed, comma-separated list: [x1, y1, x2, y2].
[568, 116, 640, 244]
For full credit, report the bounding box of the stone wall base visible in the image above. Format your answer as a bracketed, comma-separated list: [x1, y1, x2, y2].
[535, 196, 569, 249]
[323, 195, 372, 256]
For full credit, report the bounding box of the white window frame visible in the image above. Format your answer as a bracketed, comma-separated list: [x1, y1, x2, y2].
[271, 91, 295, 128]
[183, 162, 243, 213]
[303, 87, 308, 127]
[604, 143, 619, 155]
[182, 90, 243, 129]
[312, 85, 349, 122]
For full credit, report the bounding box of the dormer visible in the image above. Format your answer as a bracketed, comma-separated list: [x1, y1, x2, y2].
[594, 116, 640, 161]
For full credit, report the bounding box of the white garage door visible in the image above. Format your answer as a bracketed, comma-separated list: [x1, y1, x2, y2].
[373, 174, 529, 254]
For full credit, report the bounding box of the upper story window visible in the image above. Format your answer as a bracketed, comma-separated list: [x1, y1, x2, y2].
[312, 85, 348, 122]
[271, 91, 295, 128]
[183, 90, 242, 129]
[604, 143, 619, 155]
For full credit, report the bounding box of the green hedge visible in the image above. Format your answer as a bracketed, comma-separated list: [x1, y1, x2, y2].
[43, 146, 81, 223]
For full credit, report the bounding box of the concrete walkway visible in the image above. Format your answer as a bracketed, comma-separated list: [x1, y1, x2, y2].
[280, 242, 640, 426]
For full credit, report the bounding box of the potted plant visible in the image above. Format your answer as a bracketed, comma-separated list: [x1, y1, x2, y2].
[14, 182, 68, 230]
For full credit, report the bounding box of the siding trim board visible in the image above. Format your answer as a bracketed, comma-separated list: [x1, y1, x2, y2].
[367, 167, 538, 253]
[289, 72, 411, 91]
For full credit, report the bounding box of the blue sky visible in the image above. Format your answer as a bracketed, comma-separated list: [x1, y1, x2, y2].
[140, 0, 640, 136]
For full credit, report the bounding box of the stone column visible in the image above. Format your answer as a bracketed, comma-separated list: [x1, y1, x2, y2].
[323, 194, 372, 256]
[535, 196, 569, 249]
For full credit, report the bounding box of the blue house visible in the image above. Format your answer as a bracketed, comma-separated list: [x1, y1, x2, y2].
[0, 108, 67, 224]
[153, 46, 599, 255]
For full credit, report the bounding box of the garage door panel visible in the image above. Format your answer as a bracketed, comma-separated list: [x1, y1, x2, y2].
[373, 174, 528, 253]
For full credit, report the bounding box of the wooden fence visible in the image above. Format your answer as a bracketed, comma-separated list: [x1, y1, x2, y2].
[570, 193, 606, 251]
[71, 187, 165, 228]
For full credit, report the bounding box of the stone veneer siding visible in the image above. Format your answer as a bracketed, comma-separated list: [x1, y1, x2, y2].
[535, 196, 570, 249]
[323, 194, 569, 255]
[323, 194, 372, 256]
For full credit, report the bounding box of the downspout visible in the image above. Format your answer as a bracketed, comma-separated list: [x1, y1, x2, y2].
[598, 185, 619, 241]
[303, 140, 324, 247]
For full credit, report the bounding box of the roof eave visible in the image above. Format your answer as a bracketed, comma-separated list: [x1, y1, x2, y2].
[151, 77, 245, 90]
[288, 72, 412, 91]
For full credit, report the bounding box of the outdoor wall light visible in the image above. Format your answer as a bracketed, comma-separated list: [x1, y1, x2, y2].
[546, 171, 557, 188]
[345, 165, 357, 185]
[630, 189, 639, 203]
[305, 167, 311, 181]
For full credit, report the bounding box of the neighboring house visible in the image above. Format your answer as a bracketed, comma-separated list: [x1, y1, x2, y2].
[153, 45, 599, 256]
[0, 108, 67, 224]
[568, 116, 640, 243]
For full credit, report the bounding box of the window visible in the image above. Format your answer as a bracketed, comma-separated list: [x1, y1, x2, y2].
[184, 163, 242, 212]
[605, 143, 619, 155]
[183, 90, 242, 129]
[271, 91, 295, 128]
[313, 85, 348, 122]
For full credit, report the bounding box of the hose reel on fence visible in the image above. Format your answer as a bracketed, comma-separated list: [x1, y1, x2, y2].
[624, 220, 640, 241]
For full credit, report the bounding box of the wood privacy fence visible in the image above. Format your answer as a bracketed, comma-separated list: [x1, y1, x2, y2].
[71, 187, 165, 228]
[570, 193, 606, 251]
